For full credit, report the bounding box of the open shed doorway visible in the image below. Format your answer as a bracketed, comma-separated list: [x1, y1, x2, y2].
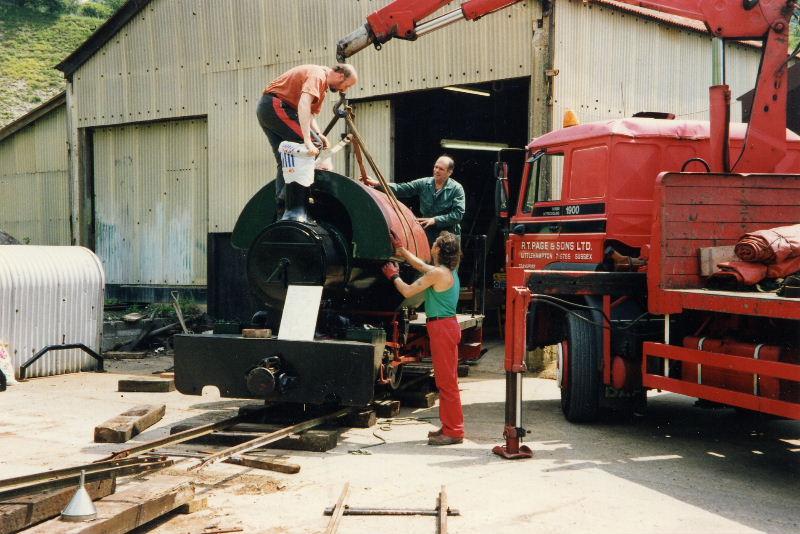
[393, 77, 530, 323]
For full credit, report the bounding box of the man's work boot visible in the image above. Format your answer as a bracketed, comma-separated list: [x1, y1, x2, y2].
[428, 434, 463, 446]
[427, 428, 443, 438]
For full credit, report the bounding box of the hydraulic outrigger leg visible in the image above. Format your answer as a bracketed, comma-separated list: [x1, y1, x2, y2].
[492, 285, 533, 459]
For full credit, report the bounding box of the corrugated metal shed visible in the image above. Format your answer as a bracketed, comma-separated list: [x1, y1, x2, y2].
[349, 100, 393, 179]
[0, 246, 104, 379]
[93, 118, 208, 285]
[553, 0, 760, 125]
[0, 94, 71, 246]
[65, 0, 537, 233]
[39, 0, 767, 293]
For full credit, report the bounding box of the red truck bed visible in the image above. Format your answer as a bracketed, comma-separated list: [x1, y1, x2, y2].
[645, 172, 800, 419]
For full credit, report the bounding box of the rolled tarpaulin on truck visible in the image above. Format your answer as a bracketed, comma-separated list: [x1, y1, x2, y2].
[734, 224, 800, 263]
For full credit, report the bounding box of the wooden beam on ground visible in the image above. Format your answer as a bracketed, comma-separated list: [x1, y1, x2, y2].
[25, 475, 194, 534]
[94, 405, 166, 443]
[0, 478, 115, 534]
[224, 456, 301, 474]
[175, 497, 207, 514]
[374, 400, 400, 418]
[394, 391, 438, 408]
[118, 379, 175, 393]
[437, 485, 448, 534]
[344, 409, 376, 428]
[324, 482, 350, 534]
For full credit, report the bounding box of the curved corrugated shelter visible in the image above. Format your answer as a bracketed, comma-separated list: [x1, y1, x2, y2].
[0, 246, 105, 379]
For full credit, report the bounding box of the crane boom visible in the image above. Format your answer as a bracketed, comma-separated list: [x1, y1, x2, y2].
[336, 0, 796, 171]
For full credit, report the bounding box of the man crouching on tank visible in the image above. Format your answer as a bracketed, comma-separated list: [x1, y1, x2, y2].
[382, 231, 464, 446]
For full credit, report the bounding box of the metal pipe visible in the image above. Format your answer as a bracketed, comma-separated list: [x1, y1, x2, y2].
[336, 24, 373, 61]
[479, 234, 487, 317]
[415, 8, 466, 37]
[20, 343, 104, 379]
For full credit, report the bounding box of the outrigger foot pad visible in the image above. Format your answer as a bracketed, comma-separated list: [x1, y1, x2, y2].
[492, 444, 533, 460]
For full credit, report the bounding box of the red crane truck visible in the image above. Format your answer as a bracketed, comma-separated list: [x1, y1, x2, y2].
[338, 0, 800, 459]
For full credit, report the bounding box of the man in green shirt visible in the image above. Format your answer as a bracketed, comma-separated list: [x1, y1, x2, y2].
[367, 156, 466, 244]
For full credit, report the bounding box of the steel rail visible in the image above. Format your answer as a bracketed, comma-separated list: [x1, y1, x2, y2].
[0, 457, 171, 501]
[191, 408, 352, 471]
[0, 456, 160, 489]
[104, 414, 243, 461]
[324, 507, 460, 516]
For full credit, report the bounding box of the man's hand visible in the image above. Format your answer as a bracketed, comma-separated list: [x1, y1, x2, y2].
[317, 133, 330, 150]
[304, 139, 320, 157]
[362, 176, 380, 187]
[381, 262, 400, 281]
[417, 217, 436, 229]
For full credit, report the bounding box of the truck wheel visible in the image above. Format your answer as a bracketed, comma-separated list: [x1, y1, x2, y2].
[559, 311, 602, 422]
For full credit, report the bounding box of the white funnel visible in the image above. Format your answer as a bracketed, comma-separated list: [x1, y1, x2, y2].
[60, 470, 97, 522]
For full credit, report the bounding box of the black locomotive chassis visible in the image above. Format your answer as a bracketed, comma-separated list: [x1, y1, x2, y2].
[174, 334, 384, 406]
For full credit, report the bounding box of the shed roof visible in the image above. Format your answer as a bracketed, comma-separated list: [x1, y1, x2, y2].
[55, 0, 154, 77]
[0, 91, 66, 144]
[590, 0, 707, 33]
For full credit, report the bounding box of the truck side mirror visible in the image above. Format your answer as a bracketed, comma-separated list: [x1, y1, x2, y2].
[494, 161, 510, 218]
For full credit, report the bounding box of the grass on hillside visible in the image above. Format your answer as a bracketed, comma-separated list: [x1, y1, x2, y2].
[0, 2, 105, 127]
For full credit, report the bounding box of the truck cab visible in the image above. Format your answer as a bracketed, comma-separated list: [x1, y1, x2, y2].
[508, 117, 800, 275]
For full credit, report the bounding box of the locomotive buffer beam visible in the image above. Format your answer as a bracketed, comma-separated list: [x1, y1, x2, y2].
[174, 334, 384, 406]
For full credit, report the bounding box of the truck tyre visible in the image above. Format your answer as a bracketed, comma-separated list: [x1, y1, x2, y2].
[559, 310, 602, 422]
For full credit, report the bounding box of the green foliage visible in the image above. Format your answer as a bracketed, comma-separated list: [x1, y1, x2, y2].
[9, 0, 71, 15]
[0, 0, 112, 127]
[77, 1, 111, 19]
[791, 17, 799, 51]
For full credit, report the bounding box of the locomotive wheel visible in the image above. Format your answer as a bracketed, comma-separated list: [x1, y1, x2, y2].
[559, 310, 602, 423]
[385, 363, 404, 390]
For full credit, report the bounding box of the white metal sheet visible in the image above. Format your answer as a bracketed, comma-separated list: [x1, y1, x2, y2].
[0, 246, 104, 379]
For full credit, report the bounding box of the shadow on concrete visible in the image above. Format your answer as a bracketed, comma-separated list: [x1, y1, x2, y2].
[348, 391, 799, 533]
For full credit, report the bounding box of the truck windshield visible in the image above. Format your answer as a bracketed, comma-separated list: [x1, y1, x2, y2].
[523, 153, 564, 211]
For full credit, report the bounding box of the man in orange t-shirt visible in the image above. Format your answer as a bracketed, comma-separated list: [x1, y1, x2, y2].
[257, 64, 358, 206]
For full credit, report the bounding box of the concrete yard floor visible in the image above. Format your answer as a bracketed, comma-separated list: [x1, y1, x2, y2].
[1, 341, 798, 534]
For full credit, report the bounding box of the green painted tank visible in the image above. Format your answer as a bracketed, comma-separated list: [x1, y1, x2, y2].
[232, 171, 430, 314]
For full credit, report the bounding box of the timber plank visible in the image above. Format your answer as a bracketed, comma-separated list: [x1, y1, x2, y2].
[394, 391, 438, 408]
[117, 379, 175, 393]
[25, 475, 194, 534]
[0, 479, 115, 534]
[94, 405, 166, 443]
[374, 400, 401, 418]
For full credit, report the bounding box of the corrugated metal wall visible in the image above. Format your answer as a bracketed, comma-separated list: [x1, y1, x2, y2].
[93, 118, 208, 285]
[348, 100, 393, 180]
[0, 105, 71, 245]
[548, 0, 762, 195]
[60, 0, 767, 290]
[71, 0, 535, 233]
[0, 246, 104, 378]
[554, 0, 761, 124]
